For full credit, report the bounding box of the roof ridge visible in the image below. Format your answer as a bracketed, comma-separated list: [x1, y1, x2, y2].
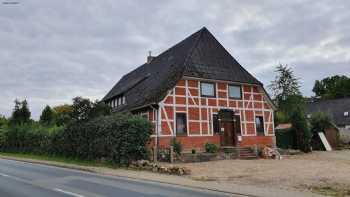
[182, 27, 206, 73]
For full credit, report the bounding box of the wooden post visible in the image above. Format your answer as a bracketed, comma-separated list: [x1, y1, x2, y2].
[254, 144, 258, 157]
[170, 146, 174, 163]
[237, 147, 240, 159]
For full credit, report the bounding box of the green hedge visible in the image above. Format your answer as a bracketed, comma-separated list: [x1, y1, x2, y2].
[0, 124, 63, 154]
[0, 113, 152, 165]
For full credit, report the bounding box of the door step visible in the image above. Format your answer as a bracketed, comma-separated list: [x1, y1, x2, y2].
[220, 146, 258, 159]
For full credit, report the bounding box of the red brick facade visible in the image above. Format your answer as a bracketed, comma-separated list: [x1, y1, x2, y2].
[144, 77, 275, 151]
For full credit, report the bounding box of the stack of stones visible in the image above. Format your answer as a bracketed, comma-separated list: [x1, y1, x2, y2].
[130, 160, 191, 176]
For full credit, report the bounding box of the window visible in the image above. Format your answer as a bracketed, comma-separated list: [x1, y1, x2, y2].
[122, 96, 126, 105]
[213, 114, 220, 134]
[344, 112, 349, 117]
[228, 85, 242, 99]
[176, 113, 187, 135]
[112, 95, 126, 108]
[255, 116, 264, 135]
[141, 113, 148, 120]
[201, 82, 215, 97]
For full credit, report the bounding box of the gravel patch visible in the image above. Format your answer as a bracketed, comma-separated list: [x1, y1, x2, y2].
[174, 150, 350, 192]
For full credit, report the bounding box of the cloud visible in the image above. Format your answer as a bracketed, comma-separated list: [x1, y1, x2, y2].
[0, 0, 349, 119]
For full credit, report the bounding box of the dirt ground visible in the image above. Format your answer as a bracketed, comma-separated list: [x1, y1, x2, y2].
[175, 150, 350, 193]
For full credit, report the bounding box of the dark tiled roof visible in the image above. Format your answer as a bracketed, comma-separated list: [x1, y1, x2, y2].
[102, 27, 264, 111]
[306, 98, 350, 126]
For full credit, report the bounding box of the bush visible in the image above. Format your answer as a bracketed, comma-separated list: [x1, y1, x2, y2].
[170, 138, 182, 155]
[205, 142, 218, 153]
[57, 113, 152, 165]
[291, 108, 312, 153]
[0, 123, 64, 154]
[0, 113, 152, 166]
[310, 112, 333, 134]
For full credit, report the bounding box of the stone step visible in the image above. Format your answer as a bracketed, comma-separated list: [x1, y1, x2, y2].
[240, 155, 258, 160]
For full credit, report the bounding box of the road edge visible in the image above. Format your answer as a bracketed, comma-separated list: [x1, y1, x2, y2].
[0, 155, 323, 197]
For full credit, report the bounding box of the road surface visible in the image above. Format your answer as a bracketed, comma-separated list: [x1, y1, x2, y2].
[0, 159, 233, 197]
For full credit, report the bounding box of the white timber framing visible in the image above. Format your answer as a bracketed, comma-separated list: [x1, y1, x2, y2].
[154, 77, 275, 138]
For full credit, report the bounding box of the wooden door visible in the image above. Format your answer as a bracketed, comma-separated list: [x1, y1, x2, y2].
[220, 121, 235, 146]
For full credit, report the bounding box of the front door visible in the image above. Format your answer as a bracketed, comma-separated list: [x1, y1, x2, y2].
[220, 121, 236, 146]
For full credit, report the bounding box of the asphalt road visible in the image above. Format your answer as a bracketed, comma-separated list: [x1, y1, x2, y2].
[0, 159, 233, 197]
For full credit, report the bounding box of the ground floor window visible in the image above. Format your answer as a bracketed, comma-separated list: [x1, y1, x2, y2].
[140, 112, 149, 120]
[255, 116, 264, 135]
[213, 114, 220, 134]
[176, 113, 187, 135]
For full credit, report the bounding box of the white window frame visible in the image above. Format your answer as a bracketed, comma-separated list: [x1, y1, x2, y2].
[228, 84, 242, 99]
[255, 116, 265, 136]
[200, 82, 216, 97]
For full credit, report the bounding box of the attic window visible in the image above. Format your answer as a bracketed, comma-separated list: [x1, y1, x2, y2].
[113, 95, 126, 108]
[344, 112, 349, 117]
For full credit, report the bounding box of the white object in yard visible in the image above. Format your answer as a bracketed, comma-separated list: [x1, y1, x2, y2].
[318, 132, 332, 151]
[237, 136, 242, 142]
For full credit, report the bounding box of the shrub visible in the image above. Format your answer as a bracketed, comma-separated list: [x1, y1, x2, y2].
[310, 112, 333, 134]
[170, 138, 182, 155]
[0, 123, 63, 154]
[0, 113, 151, 166]
[205, 142, 218, 153]
[291, 108, 312, 153]
[57, 113, 152, 165]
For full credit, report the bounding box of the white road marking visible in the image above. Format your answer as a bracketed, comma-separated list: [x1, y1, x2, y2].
[0, 172, 11, 177]
[53, 188, 85, 197]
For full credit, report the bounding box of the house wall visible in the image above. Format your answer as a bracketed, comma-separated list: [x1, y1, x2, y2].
[144, 77, 275, 151]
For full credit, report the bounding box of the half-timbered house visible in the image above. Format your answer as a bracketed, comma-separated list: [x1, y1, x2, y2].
[102, 27, 276, 151]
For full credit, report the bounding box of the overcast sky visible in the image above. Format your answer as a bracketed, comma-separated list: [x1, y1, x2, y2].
[1, 0, 349, 119]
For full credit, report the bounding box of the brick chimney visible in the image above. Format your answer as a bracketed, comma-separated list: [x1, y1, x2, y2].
[147, 51, 155, 64]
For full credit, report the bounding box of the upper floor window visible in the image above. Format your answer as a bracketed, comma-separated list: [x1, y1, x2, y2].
[112, 95, 126, 108]
[122, 96, 126, 105]
[201, 82, 215, 97]
[228, 85, 242, 99]
[255, 116, 264, 135]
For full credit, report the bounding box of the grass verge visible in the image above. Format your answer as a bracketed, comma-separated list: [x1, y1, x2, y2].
[310, 185, 350, 197]
[0, 152, 117, 169]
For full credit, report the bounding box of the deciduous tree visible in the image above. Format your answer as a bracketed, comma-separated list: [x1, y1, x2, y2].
[312, 75, 350, 99]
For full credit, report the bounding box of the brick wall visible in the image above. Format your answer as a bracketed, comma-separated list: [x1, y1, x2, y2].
[145, 77, 275, 150]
